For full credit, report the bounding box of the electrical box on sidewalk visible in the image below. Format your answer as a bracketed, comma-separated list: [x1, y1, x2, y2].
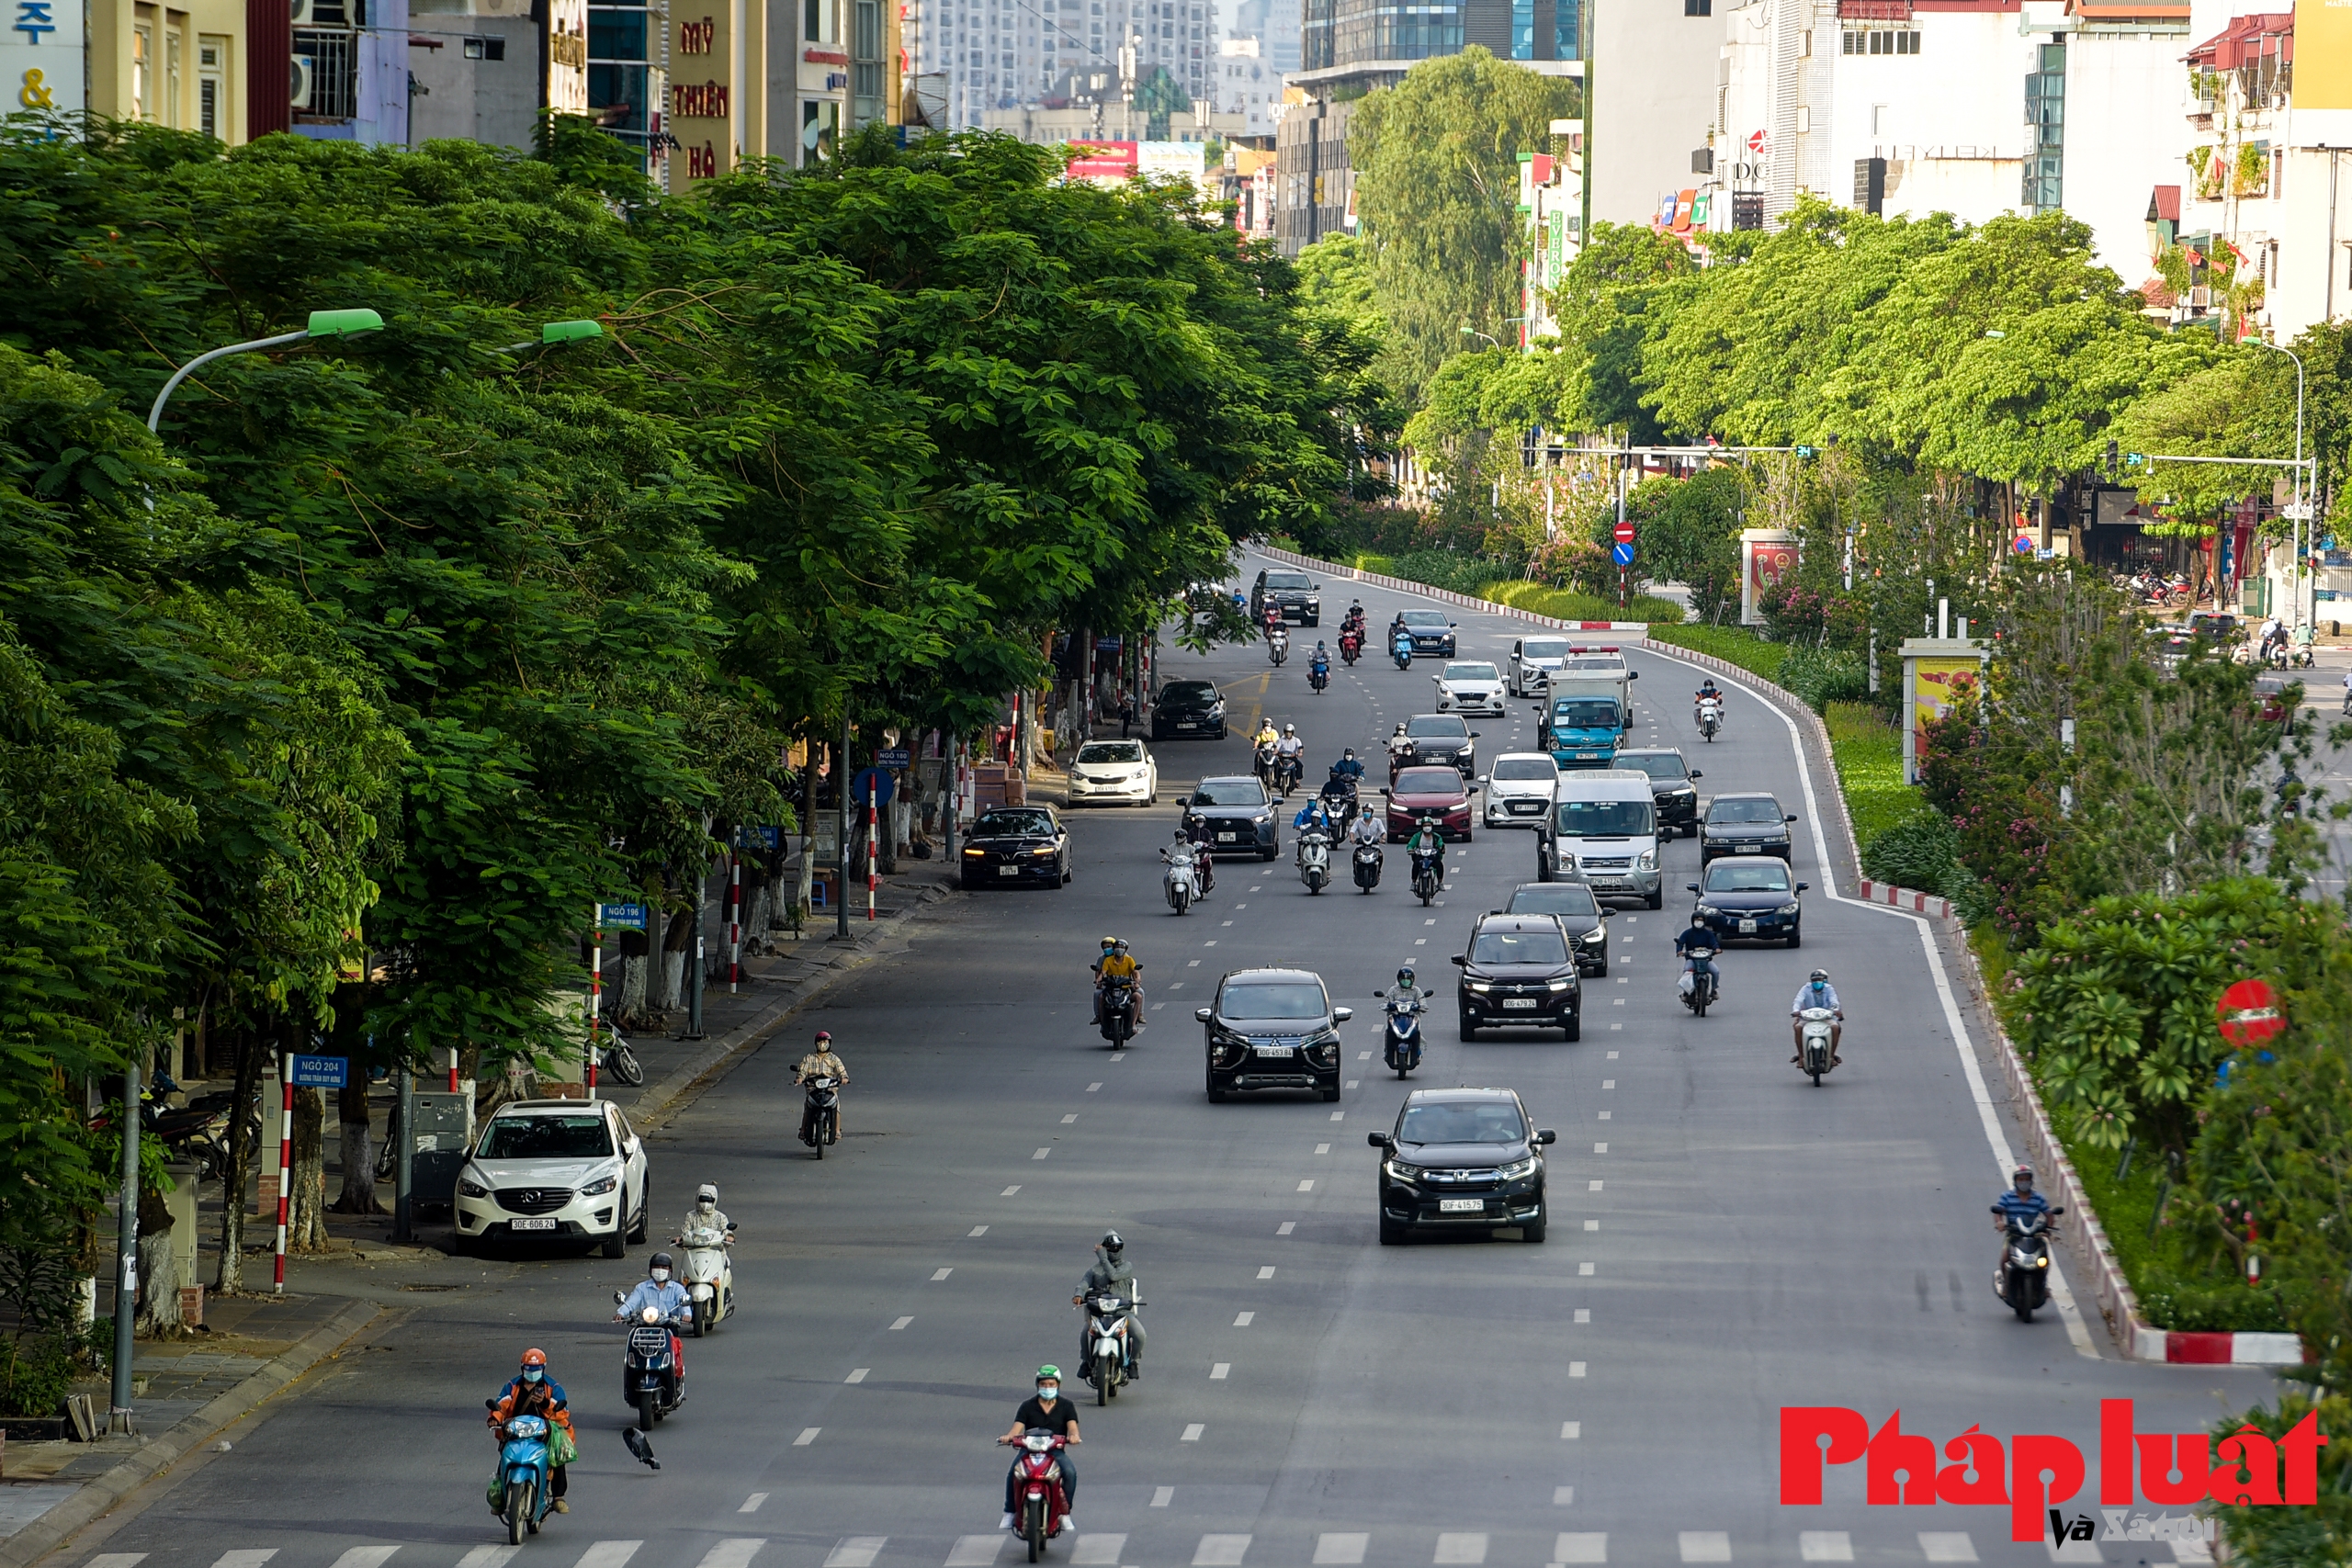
[406, 1089, 473, 1214]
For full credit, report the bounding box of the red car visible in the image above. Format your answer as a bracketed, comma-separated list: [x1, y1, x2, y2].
[1385, 765, 1476, 842]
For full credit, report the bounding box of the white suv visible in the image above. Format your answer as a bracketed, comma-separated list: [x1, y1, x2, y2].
[455, 1099, 650, 1257]
[1508, 636, 1574, 697]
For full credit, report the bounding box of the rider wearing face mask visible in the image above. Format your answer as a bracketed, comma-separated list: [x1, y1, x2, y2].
[614, 1252, 693, 1400]
[487, 1348, 576, 1512]
[1071, 1230, 1144, 1378]
[999, 1366, 1082, 1533]
[1791, 969, 1842, 1066]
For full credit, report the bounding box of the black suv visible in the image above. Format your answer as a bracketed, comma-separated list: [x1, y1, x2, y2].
[1503, 880, 1609, 976]
[1150, 679, 1227, 739]
[1398, 713, 1479, 777]
[1453, 913, 1581, 1040]
[1699, 792, 1797, 864]
[1251, 568, 1322, 626]
[1613, 748, 1702, 839]
[1181, 775, 1280, 858]
[1369, 1088, 1557, 1244]
[1198, 968, 1351, 1101]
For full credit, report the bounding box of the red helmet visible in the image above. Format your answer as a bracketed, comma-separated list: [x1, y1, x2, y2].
[520, 1348, 548, 1369]
[814, 1030, 831, 1043]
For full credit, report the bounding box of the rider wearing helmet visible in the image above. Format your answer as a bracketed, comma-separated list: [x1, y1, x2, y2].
[615, 1254, 693, 1399]
[1791, 969, 1842, 1065]
[1071, 1229, 1145, 1377]
[1694, 677, 1724, 725]
[1091, 938, 1144, 1031]
[1177, 820, 1216, 894]
[1389, 963, 1430, 1012]
[999, 1365, 1082, 1532]
[487, 1348, 576, 1511]
[1350, 801, 1385, 849]
[1405, 812, 1446, 857]
[1992, 1165, 2053, 1291]
[795, 1029, 850, 1141]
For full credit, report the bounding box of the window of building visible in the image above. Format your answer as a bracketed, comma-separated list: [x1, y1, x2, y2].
[462, 35, 506, 57]
[1684, 0, 1709, 16]
[1840, 28, 1917, 53]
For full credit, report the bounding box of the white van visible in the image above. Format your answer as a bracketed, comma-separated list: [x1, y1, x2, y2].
[1534, 769, 1661, 908]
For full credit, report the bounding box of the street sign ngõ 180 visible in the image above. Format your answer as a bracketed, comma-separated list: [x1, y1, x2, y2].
[2217, 977, 2284, 1046]
[289, 1055, 348, 1089]
[1612, 521, 1636, 544]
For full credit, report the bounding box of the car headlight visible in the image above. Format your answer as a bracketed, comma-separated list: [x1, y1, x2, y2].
[963, 847, 986, 857]
[1696, 904, 1720, 917]
[1548, 979, 1573, 992]
[459, 1173, 490, 1199]
[1638, 850, 1657, 870]
[1777, 902, 1801, 915]
[1498, 1156, 1539, 1181]
[1467, 981, 1493, 993]
[581, 1173, 619, 1197]
[1384, 1160, 1424, 1182]
[1253, 813, 1272, 825]
[1029, 845, 1057, 855]
[1582, 930, 1606, 945]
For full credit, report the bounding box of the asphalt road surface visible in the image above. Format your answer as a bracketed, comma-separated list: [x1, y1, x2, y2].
[70, 558, 2274, 1568]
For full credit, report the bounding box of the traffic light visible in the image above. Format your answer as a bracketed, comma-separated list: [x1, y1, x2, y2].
[2104, 438, 2119, 478]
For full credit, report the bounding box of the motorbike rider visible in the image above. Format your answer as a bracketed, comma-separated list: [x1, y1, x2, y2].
[680, 1182, 730, 1239]
[1181, 819, 1217, 895]
[1349, 802, 1385, 852]
[1694, 677, 1724, 721]
[1273, 723, 1306, 787]
[1329, 748, 1366, 788]
[487, 1348, 575, 1512]
[1386, 722, 1414, 771]
[1992, 1164, 2053, 1292]
[615, 1254, 693, 1402]
[998, 1366, 1081, 1533]
[1343, 600, 1365, 636]
[1386, 963, 1429, 1019]
[1405, 811, 1446, 860]
[1672, 913, 1718, 998]
[1309, 641, 1331, 673]
[1293, 793, 1337, 840]
[1166, 824, 1214, 898]
[1091, 937, 1144, 1031]
[1070, 1230, 1145, 1378]
[1790, 969, 1843, 1066]
[794, 1029, 850, 1141]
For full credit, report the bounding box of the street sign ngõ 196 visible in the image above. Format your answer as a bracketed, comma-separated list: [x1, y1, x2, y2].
[1612, 521, 1636, 544]
[2217, 977, 2284, 1046]
[289, 1055, 348, 1089]
[876, 747, 911, 769]
[596, 901, 649, 931]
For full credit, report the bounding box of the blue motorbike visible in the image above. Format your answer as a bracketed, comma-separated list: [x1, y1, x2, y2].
[1374, 989, 1424, 1077]
[493, 1411, 556, 1543]
[1391, 632, 1414, 671]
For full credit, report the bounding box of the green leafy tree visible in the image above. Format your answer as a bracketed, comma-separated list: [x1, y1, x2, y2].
[1543, 220, 1694, 442]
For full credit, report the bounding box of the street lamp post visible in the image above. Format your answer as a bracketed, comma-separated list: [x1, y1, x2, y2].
[2254, 339, 2307, 629]
[493, 320, 606, 355]
[1457, 325, 1500, 350]
[145, 309, 386, 434]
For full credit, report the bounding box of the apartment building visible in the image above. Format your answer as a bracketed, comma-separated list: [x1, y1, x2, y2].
[913, 0, 1208, 133]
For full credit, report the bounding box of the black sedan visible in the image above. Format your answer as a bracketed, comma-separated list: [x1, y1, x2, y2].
[1393, 609, 1458, 660]
[1699, 791, 1797, 864]
[1687, 855, 1809, 946]
[1181, 775, 1280, 858]
[1503, 879, 1609, 976]
[1453, 914, 1581, 1040]
[1614, 748, 1702, 839]
[1198, 968, 1351, 1101]
[959, 806, 1071, 889]
[1369, 1088, 1557, 1244]
[1151, 678, 1228, 739]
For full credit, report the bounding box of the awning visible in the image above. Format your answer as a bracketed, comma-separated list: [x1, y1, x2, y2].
[2185, 11, 2291, 69]
[2147, 185, 2180, 222]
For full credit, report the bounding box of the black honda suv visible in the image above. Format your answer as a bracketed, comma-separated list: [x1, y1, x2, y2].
[1453, 913, 1582, 1039]
[1369, 1087, 1557, 1244]
[1199, 968, 1351, 1101]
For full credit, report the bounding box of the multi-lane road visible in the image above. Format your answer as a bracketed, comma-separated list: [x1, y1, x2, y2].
[64, 558, 2272, 1568]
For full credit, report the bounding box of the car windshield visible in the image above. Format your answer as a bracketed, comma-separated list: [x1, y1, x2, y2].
[1564, 659, 1623, 673]
[1219, 981, 1328, 1020]
[1554, 798, 1654, 836]
[1520, 638, 1570, 660]
[1550, 700, 1623, 729]
[1396, 1100, 1527, 1146]
[1470, 927, 1570, 965]
[477, 1115, 614, 1160]
[1443, 662, 1499, 682]
[1406, 716, 1470, 739]
[1491, 757, 1558, 782]
[1159, 681, 1217, 705]
[1709, 798, 1787, 824]
[1400, 611, 1449, 627]
[1617, 754, 1687, 781]
[1263, 571, 1311, 590]
[1395, 768, 1464, 795]
[1193, 779, 1269, 807]
[1705, 861, 1793, 892]
[1076, 742, 1143, 764]
[1509, 884, 1600, 918]
[975, 810, 1056, 837]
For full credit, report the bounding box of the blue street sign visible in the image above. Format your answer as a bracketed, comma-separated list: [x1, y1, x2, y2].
[853, 767, 897, 807]
[1610, 542, 1636, 567]
[876, 747, 911, 770]
[596, 902, 649, 931]
[747, 826, 782, 850]
[289, 1055, 348, 1089]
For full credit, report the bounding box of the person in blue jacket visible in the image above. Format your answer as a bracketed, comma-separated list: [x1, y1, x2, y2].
[1991, 1165, 2053, 1290]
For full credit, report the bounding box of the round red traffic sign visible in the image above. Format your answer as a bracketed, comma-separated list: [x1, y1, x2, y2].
[1613, 521, 1637, 545]
[2217, 978, 2285, 1047]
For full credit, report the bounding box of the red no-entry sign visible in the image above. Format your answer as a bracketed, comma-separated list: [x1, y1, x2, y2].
[1613, 521, 1637, 545]
[2217, 978, 2285, 1046]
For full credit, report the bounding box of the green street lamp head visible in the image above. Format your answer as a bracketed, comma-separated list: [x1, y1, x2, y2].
[540, 320, 605, 344]
[306, 308, 386, 338]
[1982, 329, 2006, 339]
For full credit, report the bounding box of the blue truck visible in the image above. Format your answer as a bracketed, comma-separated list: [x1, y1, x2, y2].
[1540, 691, 1627, 770]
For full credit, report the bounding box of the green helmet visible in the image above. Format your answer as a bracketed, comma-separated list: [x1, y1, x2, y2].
[1036, 1363, 1061, 1381]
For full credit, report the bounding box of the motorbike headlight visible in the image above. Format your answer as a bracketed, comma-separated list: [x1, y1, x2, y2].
[1498, 1156, 1539, 1180]
[1776, 902, 1801, 916]
[2036, 1256, 2050, 1267]
[581, 1173, 618, 1197]
[1384, 1160, 1424, 1182]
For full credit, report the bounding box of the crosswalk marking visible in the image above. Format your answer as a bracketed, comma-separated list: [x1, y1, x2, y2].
[1555, 1534, 1608, 1565]
[1313, 1535, 1367, 1565]
[823, 1541, 885, 1568]
[453, 1550, 516, 1568]
[1917, 1536, 1978, 1564]
[1798, 1533, 1852, 1562]
[1069, 1538, 1125, 1566]
[326, 1549, 400, 1568]
[944, 1537, 1004, 1567]
[1679, 1533, 1731, 1563]
[85, 1557, 149, 1568]
[1434, 1534, 1487, 1564]
[1193, 1537, 1251, 1567]
[211, 1553, 278, 1568]
[695, 1544, 764, 1568]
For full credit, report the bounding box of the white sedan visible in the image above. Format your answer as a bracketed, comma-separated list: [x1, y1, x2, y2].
[1484, 751, 1562, 827]
[1067, 739, 1159, 806]
[1433, 660, 1507, 716]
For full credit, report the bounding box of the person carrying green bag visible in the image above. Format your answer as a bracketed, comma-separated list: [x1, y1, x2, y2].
[488, 1348, 576, 1513]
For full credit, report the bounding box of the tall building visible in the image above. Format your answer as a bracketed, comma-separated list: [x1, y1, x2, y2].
[1233, 0, 1297, 68]
[411, 0, 588, 147]
[1582, 0, 1716, 232]
[1216, 36, 1279, 133]
[912, 0, 1209, 131]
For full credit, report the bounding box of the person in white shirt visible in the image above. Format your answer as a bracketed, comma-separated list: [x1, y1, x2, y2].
[1791, 970, 1842, 1065]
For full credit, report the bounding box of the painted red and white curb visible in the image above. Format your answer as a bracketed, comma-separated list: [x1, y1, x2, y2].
[2132, 1326, 2307, 1365]
[1856, 878, 1953, 919]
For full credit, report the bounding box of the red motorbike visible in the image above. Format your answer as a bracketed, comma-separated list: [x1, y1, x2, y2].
[1006, 1429, 1070, 1561]
[1339, 630, 1363, 666]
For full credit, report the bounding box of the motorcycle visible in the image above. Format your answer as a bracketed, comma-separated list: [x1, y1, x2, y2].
[1254, 741, 1278, 786]
[1796, 1005, 1838, 1086]
[1007, 1429, 1071, 1562]
[487, 1407, 557, 1545]
[1995, 1205, 2065, 1322]
[1079, 1290, 1138, 1405]
[1409, 843, 1443, 906]
[678, 1216, 736, 1337]
[1162, 845, 1199, 915]
[1351, 840, 1384, 892]
[1391, 632, 1414, 671]
[1272, 752, 1303, 797]
[1307, 661, 1329, 694]
[1267, 627, 1289, 666]
[613, 1297, 683, 1428]
[1097, 975, 1139, 1046]
[595, 1022, 644, 1089]
[1339, 633, 1362, 667]
[1697, 696, 1723, 742]
[1372, 987, 1423, 1077]
[801, 1074, 842, 1156]
[1297, 829, 1331, 895]
[1678, 948, 1719, 1017]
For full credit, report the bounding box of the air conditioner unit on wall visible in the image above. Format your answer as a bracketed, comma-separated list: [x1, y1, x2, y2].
[290, 52, 314, 109]
[290, 0, 313, 25]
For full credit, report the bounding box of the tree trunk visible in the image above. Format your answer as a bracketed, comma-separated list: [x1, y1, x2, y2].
[288, 1086, 327, 1251]
[214, 1025, 267, 1293]
[617, 953, 650, 1024]
[133, 1188, 181, 1337]
[333, 1077, 379, 1214]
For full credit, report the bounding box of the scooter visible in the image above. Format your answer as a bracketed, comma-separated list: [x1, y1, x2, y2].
[1296, 829, 1331, 895]
[1079, 1290, 1138, 1405]
[1307, 661, 1329, 694]
[1994, 1205, 2065, 1322]
[1268, 627, 1289, 666]
[595, 1022, 644, 1088]
[1351, 840, 1384, 892]
[1163, 845, 1199, 915]
[1678, 948, 1718, 1017]
[487, 1407, 557, 1545]
[1391, 632, 1414, 671]
[613, 1298, 684, 1428]
[1007, 1429, 1071, 1562]
[1097, 976, 1138, 1046]
[1254, 742, 1277, 786]
[1697, 696, 1722, 742]
[1409, 843, 1443, 906]
[801, 1075, 842, 1156]
[1339, 633, 1362, 666]
[1272, 753, 1303, 797]
[1795, 1005, 1838, 1086]
[1372, 987, 1423, 1076]
[677, 1216, 735, 1336]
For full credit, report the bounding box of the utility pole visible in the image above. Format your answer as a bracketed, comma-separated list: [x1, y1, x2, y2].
[1578, 0, 1593, 246]
[835, 710, 853, 940]
[682, 820, 707, 1040]
[108, 1055, 138, 1434]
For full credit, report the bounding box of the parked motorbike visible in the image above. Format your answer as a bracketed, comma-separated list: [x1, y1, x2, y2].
[595, 1023, 644, 1088]
[1995, 1205, 2064, 1322]
[1795, 1004, 1837, 1086]
[1296, 829, 1331, 895]
[1678, 947, 1719, 1017]
[1079, 1289, 1138, 1405]
[1697, 696, 1723, 742]
[1097, 976, 1139, 1046]
[677, 1216, 736, 1337]
[1409, 843, 1443, 906]
[1267, 627, 1289, 666]
[1372, 987, 1423, 1077]
[801, 1074, 842, 1156]
[1391, 632, 1414, 671]
[486, 1407, 557, 1545]
[1162, 844, 1199, 915]
[1351, 840, 1384, 892]
[613, 1297, 684, 1428]
[1006, 1429, 1071, 1562]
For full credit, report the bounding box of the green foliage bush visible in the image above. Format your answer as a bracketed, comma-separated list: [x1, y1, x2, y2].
[1779, 646, 1871, 712]
[2137, 1277, 2290, 1333]
[1859, 808, 1962, 896]
[1484, 581, 1685, 624]
[1387, 548, 1520, 596]
[0, 1336, 74, 1418]
[1643, 625, 1789, 682]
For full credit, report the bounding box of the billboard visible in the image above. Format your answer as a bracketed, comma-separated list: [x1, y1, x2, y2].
[3, 0, 85, 118]
[2295, 0, 2352, 110]
[1740, 530, 1796, 626]
[1067, 140, 1138, 183]
[1905, 654, 1984, 784]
